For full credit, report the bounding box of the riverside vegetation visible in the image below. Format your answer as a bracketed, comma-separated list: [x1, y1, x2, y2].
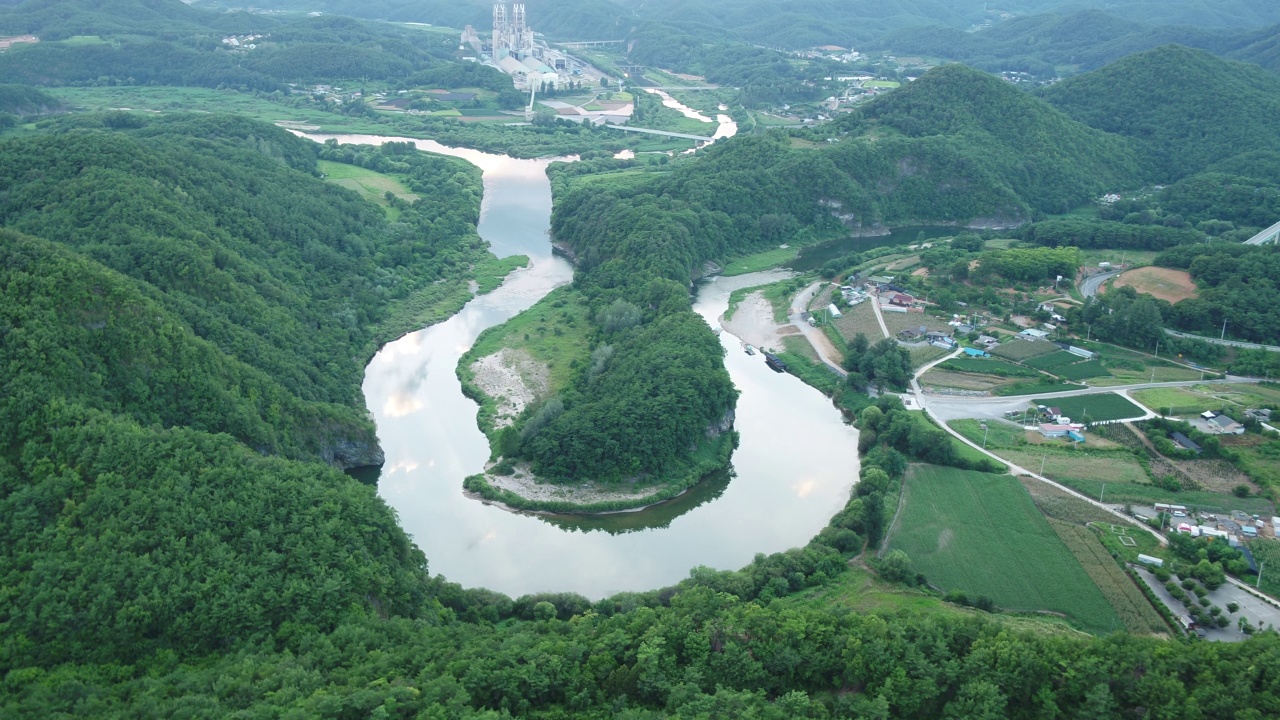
[5, 2, 1280, 714]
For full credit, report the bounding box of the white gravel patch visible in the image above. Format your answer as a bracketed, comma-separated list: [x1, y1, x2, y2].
[468, 348, 549, 429]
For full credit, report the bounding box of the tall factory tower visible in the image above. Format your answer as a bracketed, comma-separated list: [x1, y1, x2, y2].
[492, 3, 534, 61]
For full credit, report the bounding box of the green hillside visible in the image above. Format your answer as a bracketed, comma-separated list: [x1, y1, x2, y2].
[873, 10, 1230, 78]
[0, 114, 491, 461]
[846, 63, 1142, 215]
[1040, 44, 1280, 181]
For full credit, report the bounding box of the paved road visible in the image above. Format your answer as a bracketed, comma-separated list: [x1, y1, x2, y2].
[1244, 219, 1280, 245]
[910, 347, 961, 395]
[868, 293, 892, 339]
[789, 282, 848, 377]
[922, 376, 1258, 422]
[1133, 566, 1280, 641]
[1080, 269, 1123, 297]
[904, 347, 1170, 543]
[1164, 328, 1280, 352]
[601, 124, 713, 141]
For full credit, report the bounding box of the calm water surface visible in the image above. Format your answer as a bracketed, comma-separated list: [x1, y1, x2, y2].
[300, 132, 857, 598]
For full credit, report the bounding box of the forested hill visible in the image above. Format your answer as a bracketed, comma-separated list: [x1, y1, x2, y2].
[0, 114, 492, 464]
[0, 0, 259, 38]
[221, 0, 1280, 47]
[0, 113, 512, 669]
[0, 1, 466, 87]
[844, 63, 1141, 215]
[1039, 44, 1280, 181]
[872, 10, 1231, 78]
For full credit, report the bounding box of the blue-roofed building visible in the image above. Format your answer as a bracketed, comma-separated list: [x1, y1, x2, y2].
[962, 347, 988, 358]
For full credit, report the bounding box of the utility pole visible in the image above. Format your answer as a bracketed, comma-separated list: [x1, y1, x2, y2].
[1221, 319, 1228, 341]
[1099, 483, 1106, 505]
[982, 423, 989, 449]
[1259, 561, 1265, 590]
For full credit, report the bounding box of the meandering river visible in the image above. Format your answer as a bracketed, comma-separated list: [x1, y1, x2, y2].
[300, 131, 857, 599]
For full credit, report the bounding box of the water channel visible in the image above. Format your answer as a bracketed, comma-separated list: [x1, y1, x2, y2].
[299, 131, 857, 599]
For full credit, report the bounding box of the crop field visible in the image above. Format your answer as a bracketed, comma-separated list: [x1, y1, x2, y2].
[997, 448, 1151, 486]
[1111, 267, 1199, 303]
[1131, 387, 1224, 415]
[920, 369, 1013, 392]
[833, 300, 886, 340]
[882, 311, 952, 337]
[1095, 364, 1202, 386]
[1047, 475, 1276, 516]
[994, 380, 1083, 396]
[1033, 393, 1146, 422]
[887, 465, 1121, 634]
[1055, 360, 1110, 380]
[1025, 351, 1085, 370]
[991, 339, 1059, 361]
[1047, 520, 1169, 634]
[1018, 477, 1119, 526]
[939, 358, 1041, 377]
[908, 343, 952, 369]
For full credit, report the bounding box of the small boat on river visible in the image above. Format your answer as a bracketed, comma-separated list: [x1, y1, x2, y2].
[744, 344, 756, 355]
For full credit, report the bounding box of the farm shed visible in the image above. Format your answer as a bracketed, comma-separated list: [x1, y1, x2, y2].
[1038, 424, 1071, 438]
[1170, 432, 1202, 453]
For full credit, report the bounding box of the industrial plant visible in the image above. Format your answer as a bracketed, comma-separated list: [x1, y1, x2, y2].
[461, 3, 594, 92]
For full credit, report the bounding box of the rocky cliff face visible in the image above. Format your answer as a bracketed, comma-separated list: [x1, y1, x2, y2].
[323, 435, 385, 470]
[705, 407, 736, 439]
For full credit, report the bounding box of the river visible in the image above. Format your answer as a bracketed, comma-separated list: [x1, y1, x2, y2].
[299, 132, 856, 599]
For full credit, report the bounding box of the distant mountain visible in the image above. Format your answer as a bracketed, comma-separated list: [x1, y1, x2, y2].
[197, 0, 1280, 48]
[873, 10, 1231, 77]
[1039, 44, 1280, 181]
[0, 0, 263, 38]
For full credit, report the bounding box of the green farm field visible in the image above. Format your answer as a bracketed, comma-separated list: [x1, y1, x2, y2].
[1025, 351, 1084, 370]
[939, 358, 1041, 377]
[1131, 387, 1225, 415]
[317, 160, 416, 217]
[1046, 520, 1169, 634]
[995, 448, 1152, 486]
[887, 465, 1122, 634]
[1033, 393, 1146, 422]
[1055, 360, 1110, 380]
[832, 300, 886, 341]
[991, 339, 1059, 361]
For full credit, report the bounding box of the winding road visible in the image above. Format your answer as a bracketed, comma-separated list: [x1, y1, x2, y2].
[789, 282, 848, 377]
[1080, 269, 1123, 297]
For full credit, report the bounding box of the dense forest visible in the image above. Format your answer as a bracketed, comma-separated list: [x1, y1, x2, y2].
[1155, 243, 1280, 345]
[872, 9, 1280, 79]
[1039, 45, 1280, 182]
[205, 0, 1280, 48]
[0, 3, 466, 88]
[6, 3, 1280, 716]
